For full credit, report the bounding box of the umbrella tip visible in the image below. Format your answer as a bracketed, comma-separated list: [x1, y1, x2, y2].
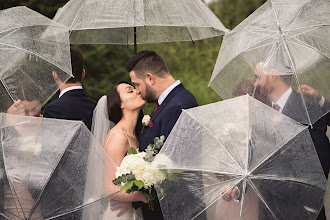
[224, 29, 230, 35]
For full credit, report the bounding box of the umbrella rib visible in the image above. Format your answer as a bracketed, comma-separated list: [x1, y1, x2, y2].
[284, 33, 330, 60]
[27, 123, 82, 219]
[0, 42, 72, 77]
[209, 32, 277, 85]
[284, 26, 322, 40]
[286, 24, 329, 33]
[163, 167, 242, 176]
[282, 36, 313, 126]
[269, 0, 281, 30]
[234, 27, 277, 35]
[0, 28, 19, 41]
[250, 176, 325, 188]
[249, 126, 307, 175]
[0, 76, 15, 103]
[182, 110, 244, 174]
[247, 178, 278, 220]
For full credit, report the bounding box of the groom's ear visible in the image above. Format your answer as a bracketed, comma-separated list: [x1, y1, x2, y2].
[145, 73, 155, 85]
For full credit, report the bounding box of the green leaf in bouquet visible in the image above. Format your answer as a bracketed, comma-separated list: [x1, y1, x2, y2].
[134, 180, 144, 190]
[128, 147, 138, 155]
[120, 181, 134, 193]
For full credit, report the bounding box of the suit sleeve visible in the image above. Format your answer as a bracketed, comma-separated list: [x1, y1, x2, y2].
[160, 104, 183, 140]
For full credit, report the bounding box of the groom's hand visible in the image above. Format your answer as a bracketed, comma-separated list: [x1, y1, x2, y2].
[110, 199, 132, 216]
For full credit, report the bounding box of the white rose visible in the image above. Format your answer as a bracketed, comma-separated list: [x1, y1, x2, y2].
[142, 115, 151, 126]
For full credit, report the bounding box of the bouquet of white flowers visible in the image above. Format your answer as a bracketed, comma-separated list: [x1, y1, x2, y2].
[112, 136, 172, 209]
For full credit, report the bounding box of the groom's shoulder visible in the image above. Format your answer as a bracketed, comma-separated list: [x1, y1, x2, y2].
[173, 85, 198, 107]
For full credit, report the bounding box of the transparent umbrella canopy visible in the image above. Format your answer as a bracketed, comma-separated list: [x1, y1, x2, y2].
[154, 95, 326, 220]
[209, 0, 330, 125]
[0, 6, 72, 115]
[53, 0, 227, 53]
[0, 113, 118, 219]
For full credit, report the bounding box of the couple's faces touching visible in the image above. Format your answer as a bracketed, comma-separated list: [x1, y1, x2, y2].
[117, 83, 145, 111]
[129, 71, 157, 103]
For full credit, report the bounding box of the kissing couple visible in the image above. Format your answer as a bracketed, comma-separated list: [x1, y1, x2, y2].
[91, 50, 199, 220]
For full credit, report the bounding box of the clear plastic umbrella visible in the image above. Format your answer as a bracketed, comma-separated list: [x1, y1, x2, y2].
[154, 95, 327, 220]
[0, 113, 118, 219]
[0, 6, 72, 115]
[209, 0, 330, 125]
[53, 0, 227, 53]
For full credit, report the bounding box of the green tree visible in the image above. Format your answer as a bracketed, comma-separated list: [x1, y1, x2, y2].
[0, 0, 266, 114]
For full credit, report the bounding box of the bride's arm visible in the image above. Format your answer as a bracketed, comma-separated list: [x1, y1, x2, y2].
[105, 131, 147, 203]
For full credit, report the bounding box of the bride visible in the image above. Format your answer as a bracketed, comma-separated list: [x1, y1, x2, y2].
[91, 81, 147, 219]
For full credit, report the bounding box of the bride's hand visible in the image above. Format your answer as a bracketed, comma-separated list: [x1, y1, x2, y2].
[110, 199, 132, 216]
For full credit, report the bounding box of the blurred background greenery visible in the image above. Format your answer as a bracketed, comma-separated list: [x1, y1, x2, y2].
[0, 0, 266, 114]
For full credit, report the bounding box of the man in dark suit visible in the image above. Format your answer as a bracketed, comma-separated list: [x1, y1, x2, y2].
[125, 50, 202, 220]
[254, 61, 329, 220]
[42, 47, 96, 219]
[43, 47, 96, 130]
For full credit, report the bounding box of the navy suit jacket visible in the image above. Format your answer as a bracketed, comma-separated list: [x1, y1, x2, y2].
[138, 83, 199, 220]
[281, 90, 330, 177]
[139, 83, 198, 151]
[257, 91, 329, 220]
[43, 89, 96, 131]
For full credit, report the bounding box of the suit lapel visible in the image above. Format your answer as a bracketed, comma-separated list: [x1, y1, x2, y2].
[139, 84, 185, 143]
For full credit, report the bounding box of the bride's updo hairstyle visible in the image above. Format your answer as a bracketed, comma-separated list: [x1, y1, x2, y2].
[106, 81, 143, 138]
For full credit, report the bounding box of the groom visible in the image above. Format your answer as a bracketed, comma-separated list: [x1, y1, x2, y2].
[127, 50, 199, 220]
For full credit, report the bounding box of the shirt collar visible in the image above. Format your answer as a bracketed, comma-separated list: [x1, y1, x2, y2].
[272, 87, 292, 112]
[59, 86, 83, 98]
[158, 80, 181, 105]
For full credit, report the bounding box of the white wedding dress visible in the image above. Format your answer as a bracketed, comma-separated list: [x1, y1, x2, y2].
[90, 96, 143, 220]
[101, 130, 143, 220]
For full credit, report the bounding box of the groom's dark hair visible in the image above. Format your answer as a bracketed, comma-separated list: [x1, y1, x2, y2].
[126, 50, 169, 78]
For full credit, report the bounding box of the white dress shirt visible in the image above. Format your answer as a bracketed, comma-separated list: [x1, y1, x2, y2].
[157, 80, 181, 105]
[59, 86, 83, 98]
[271, 87, 293, 113]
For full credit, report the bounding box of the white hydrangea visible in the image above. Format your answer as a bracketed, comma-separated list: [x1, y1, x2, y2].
[115, 152, 173, 188]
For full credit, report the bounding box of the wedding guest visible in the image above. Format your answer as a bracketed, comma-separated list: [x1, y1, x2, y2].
[42, 47, 96, 220]
[254, 61, 329, 220]
[43, 47, 96, 130]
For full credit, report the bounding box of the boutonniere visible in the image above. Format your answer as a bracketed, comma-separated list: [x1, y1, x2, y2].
[142, 115, 154, 127]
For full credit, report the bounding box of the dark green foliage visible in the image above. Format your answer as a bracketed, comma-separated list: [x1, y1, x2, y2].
[1, 0, 266, 114]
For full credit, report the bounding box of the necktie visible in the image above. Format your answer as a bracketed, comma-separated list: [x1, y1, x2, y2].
[152, 102, 159, 115]
[272, 103, 281, 111]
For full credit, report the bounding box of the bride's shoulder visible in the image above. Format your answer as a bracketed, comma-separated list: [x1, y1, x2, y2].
[105, 128, 129, 146]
